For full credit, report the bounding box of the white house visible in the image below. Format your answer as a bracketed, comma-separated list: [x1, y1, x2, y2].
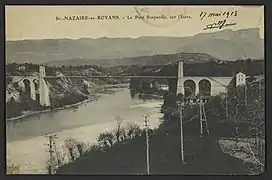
[236, 72, 246, 87]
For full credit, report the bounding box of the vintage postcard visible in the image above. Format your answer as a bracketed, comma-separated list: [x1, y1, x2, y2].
[5, 5, 264, 175]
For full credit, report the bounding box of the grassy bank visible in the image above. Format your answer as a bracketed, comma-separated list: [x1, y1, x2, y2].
[55, 106, 252, 175]
[56, 85, 265, 175]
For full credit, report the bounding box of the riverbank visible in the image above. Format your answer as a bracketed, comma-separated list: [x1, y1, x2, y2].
[7, 89, 163, 174]
[6, 97, 96, 122]
[6, 84, 128, 122]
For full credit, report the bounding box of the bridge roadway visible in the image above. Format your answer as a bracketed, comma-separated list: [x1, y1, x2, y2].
[8, 75, 178, 79]
[7, 75, 261, 79]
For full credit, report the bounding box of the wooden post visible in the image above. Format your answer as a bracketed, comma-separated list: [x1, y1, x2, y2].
[199, 97, 203, 137]
[144, 115, 150, 175]
[202, 103, 210, 135]
[225, 92, 228, 122]
[54, 140, 61, 167]
[46, 134, 57, 174]
[48, 135, 53, 174]
[199, 95, 209, 137]
[179, 100, 185, 164]
[245, 83, 247, 108]
[259, 79, 262, 109]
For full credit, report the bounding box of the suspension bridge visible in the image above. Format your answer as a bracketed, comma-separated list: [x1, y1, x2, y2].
[6, 61, 243, 108]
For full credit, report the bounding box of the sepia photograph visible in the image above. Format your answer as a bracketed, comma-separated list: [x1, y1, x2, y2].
[5, 5, 265, 175]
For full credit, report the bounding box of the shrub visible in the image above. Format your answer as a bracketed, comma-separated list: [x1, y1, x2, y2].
[97, 132, 116, 149]
[126, 123, 142, 139]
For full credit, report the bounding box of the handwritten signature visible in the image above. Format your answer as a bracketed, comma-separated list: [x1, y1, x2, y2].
[203, 19, 236, 30]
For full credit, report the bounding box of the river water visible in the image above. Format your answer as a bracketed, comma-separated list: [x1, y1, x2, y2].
[6, 88, 164, 174]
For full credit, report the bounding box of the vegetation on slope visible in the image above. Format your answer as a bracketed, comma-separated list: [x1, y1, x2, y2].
[54, 105, 250, 174]
[54, 66, 265, 174]
[5, 63, 127, 119]
[55, 78, 264, 174]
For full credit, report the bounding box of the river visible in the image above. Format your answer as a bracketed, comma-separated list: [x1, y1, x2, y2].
[6, 88, 164, 174]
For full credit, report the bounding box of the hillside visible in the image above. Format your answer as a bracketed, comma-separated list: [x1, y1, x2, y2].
[6, 64, 126, 119]
[56, 99, 254, 175]
[116, 59, 264, 77]
[6, 28, 264, 65]
[45, 53, 219, 67]
[56, 81, 264, 175]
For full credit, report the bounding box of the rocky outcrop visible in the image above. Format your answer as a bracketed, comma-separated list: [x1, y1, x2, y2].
[6, 84, 21, 103]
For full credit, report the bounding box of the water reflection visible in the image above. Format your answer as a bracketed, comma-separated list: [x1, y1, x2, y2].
[6, 88, 163, 143]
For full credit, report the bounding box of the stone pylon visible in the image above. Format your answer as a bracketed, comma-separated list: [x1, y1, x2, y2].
[39, 66, 50, 107]
[176, 61, 184, 95]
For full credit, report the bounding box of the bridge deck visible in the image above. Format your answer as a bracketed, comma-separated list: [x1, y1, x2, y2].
[7, 75, 260, 79]
[8, 75, 178, 79]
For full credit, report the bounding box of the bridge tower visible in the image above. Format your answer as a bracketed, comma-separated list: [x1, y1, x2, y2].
[39, 66, 50, 107]
[176, 60, 184, 95]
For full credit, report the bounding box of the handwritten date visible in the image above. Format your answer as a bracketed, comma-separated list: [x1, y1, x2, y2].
[200, 11, 237, 20]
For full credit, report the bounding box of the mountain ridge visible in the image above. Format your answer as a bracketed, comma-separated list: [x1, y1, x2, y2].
[6, 28, 264, 65]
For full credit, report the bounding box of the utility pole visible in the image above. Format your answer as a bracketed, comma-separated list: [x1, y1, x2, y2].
[234, 104, 239, 142]
[144, 115, 150, 175]
[245, 83, 247, 108]
[259, 79, 262, 108]
[257, 78, 263, 155]
[199, 95, 209, 137]
[178, 98, 185, 164]
[45, 134, 57, 174]
[225, 92, 228, 122]
[48, 135, 54, 174]
[199, 98, 203, 137]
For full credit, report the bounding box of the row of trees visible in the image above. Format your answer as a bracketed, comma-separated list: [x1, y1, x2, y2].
[50, 120, 145, 174]
[124, 59, 264, 78]
[129, 79, 165, 98]
[6, 58, 264, 78]
[6, 62, 127, 79]
[183, 59, 264, 76]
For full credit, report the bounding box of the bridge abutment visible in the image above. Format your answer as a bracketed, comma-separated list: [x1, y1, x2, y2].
[176, 61, 184, 95]
[39, 66, 50, 107]
[176, 61, 234, 98]
[29, 81, 36, 101]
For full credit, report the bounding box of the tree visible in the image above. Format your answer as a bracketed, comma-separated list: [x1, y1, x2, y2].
[219, 79, 265, 174]
[63, 138, 79, 161]
[115, 115, 124, 143]
[126, 123, 142, 139]
[97, 132, 116, 148]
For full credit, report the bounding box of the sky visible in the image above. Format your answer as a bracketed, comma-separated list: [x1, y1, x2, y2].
[5, 5, 264, 41]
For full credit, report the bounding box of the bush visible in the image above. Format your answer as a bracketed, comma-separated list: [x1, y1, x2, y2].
[126, 123, 142, 139]
[50, 92, 88, 108]
[88, 143, 101, 153]
[97, 132, 116, 148]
